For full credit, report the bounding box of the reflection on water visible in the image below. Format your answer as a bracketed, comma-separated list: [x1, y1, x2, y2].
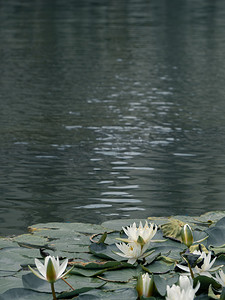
[1, 0, 225, 235]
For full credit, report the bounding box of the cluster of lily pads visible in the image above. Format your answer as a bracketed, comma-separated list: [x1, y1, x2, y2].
[1, 211, 225, 299]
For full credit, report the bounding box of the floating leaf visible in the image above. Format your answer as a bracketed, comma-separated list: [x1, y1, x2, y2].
[193, 275, 221, 293]
[0, 288, 52, 300]
[12, 234, 49, 247]
[70, 260, 132, 270]
[96, 267, 139, 283]
[160, 219, 186, 242]
[0, 276, 24, 294]
[29, 222, 105, 235]
[75, 288, 138, 299]
[142, 259, 175, 275]
[89, 242, 125, 261]
[206, 217, 225, 247]
[209, 244, 225, 256]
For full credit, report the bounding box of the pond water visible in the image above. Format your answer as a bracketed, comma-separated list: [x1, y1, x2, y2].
[1, 0, 225, 236]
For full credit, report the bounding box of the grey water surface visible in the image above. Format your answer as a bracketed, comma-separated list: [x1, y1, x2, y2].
[1, 0, 225, 236]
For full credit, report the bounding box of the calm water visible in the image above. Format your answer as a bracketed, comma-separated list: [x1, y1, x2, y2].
[1, 0, 225, 236]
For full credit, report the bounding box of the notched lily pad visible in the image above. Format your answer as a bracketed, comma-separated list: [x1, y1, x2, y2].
[160, 219, 186, 242]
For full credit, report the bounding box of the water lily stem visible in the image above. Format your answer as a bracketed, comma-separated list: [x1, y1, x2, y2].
[187, 261, 195, 279]
[61, 277, 75, 290]
[51, 282, 57, 300]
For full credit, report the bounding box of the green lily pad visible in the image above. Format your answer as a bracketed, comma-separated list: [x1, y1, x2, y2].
[48, 241, 89, 253]
[29, 223, 105, 235]
[193, 275, 221, 293]
[0, 276, 23, 294]
[76, 288, 138, 299]
[0, 288, 52, 300]
[142, 259, 175, 274]
[209, 244, 225, 256]
[97, 267, 138, 283]
[70, 260, 132, 270]
[12, 234, 49, 247]
[206, 217, 225, 247]
[89, 243, 124, 262]
[0, 238, 19, 249]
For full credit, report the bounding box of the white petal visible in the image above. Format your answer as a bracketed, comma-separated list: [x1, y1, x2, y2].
[35, 258, 46, 278]
[57, 259, 68, 279]
[128, 258, 136, 264]
[176, 264, 191, 273]
[114, 251, 130, 258]
[29, 265, 47, 281]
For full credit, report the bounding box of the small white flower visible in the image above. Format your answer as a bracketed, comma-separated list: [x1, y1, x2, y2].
[166, 276, 200, 300]
[119, 221, 157, 245]
[215, 269, 225, 287]
[115, 242, 149, 264]
[136, 273, 154, 298]
[29, 256, 71, 283]
[177, 251, 223, 277]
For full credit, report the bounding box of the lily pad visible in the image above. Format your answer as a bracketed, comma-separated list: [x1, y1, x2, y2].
[76, 288, 138, 299]
[0, 288, 52, 300]
[206, 217, 225, 247]
[29, 223, 106, 235]
[0, 276, 23, 294]
[12, 234, 49, 247]
[89, 243, 125, 262]
[142, 259, 175, 274]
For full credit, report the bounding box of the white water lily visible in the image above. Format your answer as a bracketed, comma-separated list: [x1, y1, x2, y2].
[166, 276, 200, 300]
[29, 256, 70, 283]
[115, 242, 149, 264]
[177, 251, 223, 277]
[136, 272, 154, 298]
[118, 221, 157, 245]
[215, 269, 225, 287]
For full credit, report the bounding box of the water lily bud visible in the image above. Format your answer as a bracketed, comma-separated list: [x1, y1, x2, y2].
[46, 258, 57, 283]
[181, 224, 194, 247]
[136, 273, 154, 298]
[137, 235, 145, 247]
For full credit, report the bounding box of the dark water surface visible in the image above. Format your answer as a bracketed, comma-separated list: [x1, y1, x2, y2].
[1, 0, 225, 236]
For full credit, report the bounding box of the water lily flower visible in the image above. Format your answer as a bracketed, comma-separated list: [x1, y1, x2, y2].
[177, 251, 223, 277]
[136, 272, 154, 298]
[29, 256, 72, 300]
[181, 224, 194, 247]
[118, 221, 158, 246]
[215, 269, 225, 287]
[166, 275, 200, 300]
[29, 256, 70, 283]
[115, 242, 149, 264]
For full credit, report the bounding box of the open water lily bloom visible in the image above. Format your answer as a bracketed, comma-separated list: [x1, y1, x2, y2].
[166, 276, 200, 300]
[115, 242, 149, 264]
[119, 221, 157, 245]
[176, 251, 223, 277]
[29, 256, 70, 283]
